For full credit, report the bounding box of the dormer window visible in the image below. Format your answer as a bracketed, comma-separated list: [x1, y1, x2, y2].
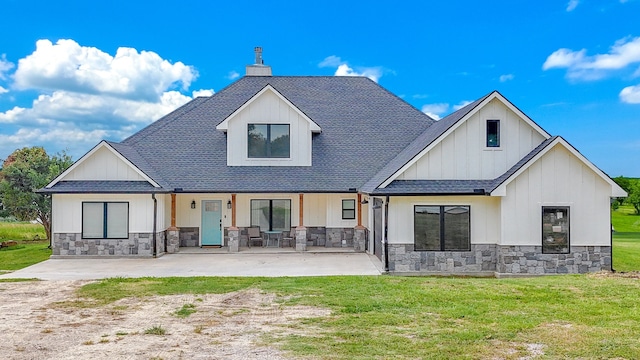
[486, 120, 500, 147]
[248, 124, 290, 158]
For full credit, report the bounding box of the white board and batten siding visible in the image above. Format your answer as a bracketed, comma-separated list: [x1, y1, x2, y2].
[224, 89, 313, 167]
[62, 146, 146, 181]
[52, 194, 167, 234]
[501, 144, 612, 247]
[397, 98, 547, 181]
[386, 196, 501, 245]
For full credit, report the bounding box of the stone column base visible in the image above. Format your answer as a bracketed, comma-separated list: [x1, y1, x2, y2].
[295, 226, 307, 251]
[166, 228, 180, 253]
[354, 226, 366, 252]
[227, 227, 239, 253]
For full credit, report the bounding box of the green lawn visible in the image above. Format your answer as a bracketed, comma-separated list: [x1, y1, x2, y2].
[76, 275, 640, 359]
[0, 221, 50, 272]
[612, 205, 640, 272]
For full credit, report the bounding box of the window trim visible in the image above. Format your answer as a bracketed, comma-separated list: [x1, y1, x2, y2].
[81, 201, 129, 239]
[413, 205, 471, 252]
[341, 199, 356, 220]
[247, 123, 291, 159]
[541, 206, 570, 254]
[250, 199, 292, 231]
[486, 119, 500, 148]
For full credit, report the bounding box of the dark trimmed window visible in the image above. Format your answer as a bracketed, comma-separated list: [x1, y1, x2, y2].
[250, 199, 291, 231]
[248, 124, 290, 158]
[82, 202, 129, 239]
[414, 205, 470, 251]
[486, 120, 500, 147]
[342, 199, 356, 220]
[542, 207, 570, 254]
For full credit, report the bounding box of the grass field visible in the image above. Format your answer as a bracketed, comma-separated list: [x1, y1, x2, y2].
[0, 221, 50, 272]
[612, 205, 640, 272]
[76, 275, 640, 359]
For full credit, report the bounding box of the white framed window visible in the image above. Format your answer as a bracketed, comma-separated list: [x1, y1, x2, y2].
[82, 202, 129, 239]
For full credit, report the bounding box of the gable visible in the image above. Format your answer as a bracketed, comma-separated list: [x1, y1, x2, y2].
[47, 141, 158, 188]
[491, 138, 627, 197]
[218, 85, 320, 167]
[381, 92, 550, 187]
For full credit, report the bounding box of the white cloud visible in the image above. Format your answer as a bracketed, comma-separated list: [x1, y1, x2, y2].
[620, 84, 640, 103]
[421, 103, 449, 120]
[318, 55, 343, 68]
[227, 70, 240, 80]
[566, 0, 579, 11]
[0, 38, 215, 160]
[192, 89, 214, 97]
[453, 100, 473, 110]
[543, 37, 640, 80]
[0, 86, 8, 94]
[499, 74, 514, 82]
[13, 39, 196, 101]
[0, 54, 14, 80]
[412, 94, 430, 99]
[319, 55, 384, 82]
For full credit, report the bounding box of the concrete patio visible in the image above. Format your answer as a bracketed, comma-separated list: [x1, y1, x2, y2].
[0, 251, 383, 281]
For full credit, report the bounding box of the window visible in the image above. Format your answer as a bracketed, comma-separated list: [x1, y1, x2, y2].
[82, 202, 128, 239]
[414, 205, 470, 251]
[342, 199, 356, 220]
[250, 199, 291, 231]
[486, 120, 500, 147]
[542, 207, 569, 254]
[248, 124, 290, 158]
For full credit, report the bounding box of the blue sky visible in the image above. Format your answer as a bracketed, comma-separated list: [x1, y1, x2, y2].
[0, 0, 638, 176]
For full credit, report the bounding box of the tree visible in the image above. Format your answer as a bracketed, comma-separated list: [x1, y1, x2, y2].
[0, 147, 73, 243]
[612, 176, 632, 210]
[628, 180, 640, 215]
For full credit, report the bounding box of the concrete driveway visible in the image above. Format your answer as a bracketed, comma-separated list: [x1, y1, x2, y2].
[0, 252, 382, 280]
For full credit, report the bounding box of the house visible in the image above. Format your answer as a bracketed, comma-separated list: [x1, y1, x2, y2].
[42, 48, 627, 275]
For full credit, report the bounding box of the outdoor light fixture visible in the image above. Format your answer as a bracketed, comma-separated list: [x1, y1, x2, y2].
[227, 200, 232, 209]
[361, 199, 369, 204]
[191, 200, 196, 209]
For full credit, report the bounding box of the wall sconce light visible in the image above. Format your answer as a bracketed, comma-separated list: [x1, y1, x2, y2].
[227, 200, 232, 209]
[361, 198, 369, 204]
[191, 200, 196, 209]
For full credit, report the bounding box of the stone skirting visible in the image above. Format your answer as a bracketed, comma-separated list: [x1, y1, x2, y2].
[497, 246, 611, 274]
[387, 244, 497, 274]
[52, 232, 166, 257]
[179, 227, 199, 247]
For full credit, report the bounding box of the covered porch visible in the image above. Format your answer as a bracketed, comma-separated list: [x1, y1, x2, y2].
[165, 192, 369, 253]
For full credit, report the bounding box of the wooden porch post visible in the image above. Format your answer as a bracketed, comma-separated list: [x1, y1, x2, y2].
[168, 193, 177, 230]
[299, 193, 304, 227]
[357, 193, 362, 227]
[231, 193, 237, 228]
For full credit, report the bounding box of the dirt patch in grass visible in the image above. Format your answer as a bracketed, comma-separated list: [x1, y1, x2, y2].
[0, 280, 330, 359]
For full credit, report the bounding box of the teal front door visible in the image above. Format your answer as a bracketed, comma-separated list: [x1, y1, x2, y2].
[201, 200, 222, 246]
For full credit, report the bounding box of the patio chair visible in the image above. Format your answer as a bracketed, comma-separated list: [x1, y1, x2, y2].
[282, 229, 296, 247]
[247, 227, 263, 247]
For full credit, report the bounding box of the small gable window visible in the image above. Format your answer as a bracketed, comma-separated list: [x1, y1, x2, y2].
[248, 124, 290, 158]
[486, 120, 500, 147]
[342, 199, 356, 220]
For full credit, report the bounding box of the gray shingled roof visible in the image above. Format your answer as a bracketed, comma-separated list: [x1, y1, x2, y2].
[40, 181, 165, 193]
[112, 76, 435, 193]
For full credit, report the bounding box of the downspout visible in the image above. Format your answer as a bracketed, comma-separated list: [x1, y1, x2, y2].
[610, 204, 615, 273]
[384, 195, 390, 273]
[152, 193, 157, 258]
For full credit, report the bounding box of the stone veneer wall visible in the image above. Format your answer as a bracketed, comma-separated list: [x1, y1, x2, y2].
[52, 232, 165, 257]
[497, 246, 611, 274]
[179, 227, 199, 247]
[387, 244, 497, 274]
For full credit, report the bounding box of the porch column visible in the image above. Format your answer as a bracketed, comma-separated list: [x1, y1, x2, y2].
[354, 193, 366, 253]
[228, 193, 239, 252]
[166, 193, 180, 253]
[296, 193, 307, 251]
